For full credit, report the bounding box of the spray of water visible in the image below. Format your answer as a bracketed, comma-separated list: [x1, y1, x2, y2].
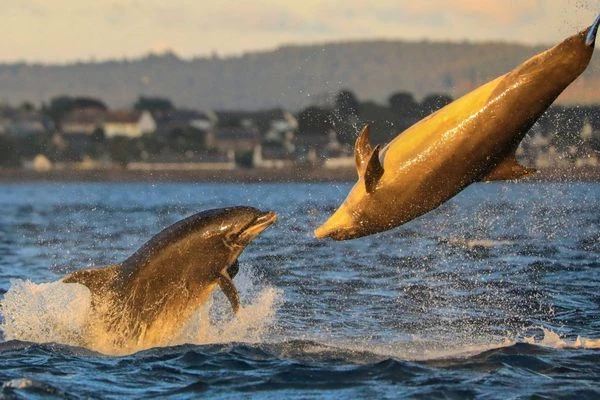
[2, 274, 598, 359]
[1, 255, 597, 359]
[0, 266, 282, 356]
[1, 280, 92, 346]
[523, 326, 600, 349]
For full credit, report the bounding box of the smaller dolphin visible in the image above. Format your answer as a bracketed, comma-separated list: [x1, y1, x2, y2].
[315, 15, 600, 240]
[63, 206, 277, 348]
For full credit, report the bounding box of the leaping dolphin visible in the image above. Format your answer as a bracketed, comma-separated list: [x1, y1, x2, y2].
[63, 206, 277, 348]
[315, 15, 600, 240]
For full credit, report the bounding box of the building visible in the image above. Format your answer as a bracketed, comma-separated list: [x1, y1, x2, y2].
[103, 110, 156, 138]
[155, 109, 217, 133]
[263, 110, 297, 153]
[60, 109, 156, 138]
[60, 108, 105, 135]
[154, 109, 217, 148]
[211, 126, 260, 153]
[0, 108, 53, 137]
[296, 129, 352, 165]
[22, 154, 52, 171]
[127, 149, 235, 171]
[211, 108, 299, 166]
[252, 144, 295, 169]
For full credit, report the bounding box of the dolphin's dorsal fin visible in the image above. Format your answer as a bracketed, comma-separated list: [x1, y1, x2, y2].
[62, 264, 120, 296]
[364, 145, 384, 193]
[354, 125, 373, 176]
[217, 271, 240, 313]
[482, 155, 536, 181]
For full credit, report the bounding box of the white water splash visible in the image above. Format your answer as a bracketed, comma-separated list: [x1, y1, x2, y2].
[523, 326, 600, 350]
[388, 327, 600, 361]
[408, 326, 600, 360]
[0, 266, 282, 356]
[177, 286, 281, 345]
[1, 280, 92, 346]
[1, 274, 597, 359]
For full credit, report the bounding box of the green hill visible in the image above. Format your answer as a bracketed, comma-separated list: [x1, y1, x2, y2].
[1, 39, 599, 110]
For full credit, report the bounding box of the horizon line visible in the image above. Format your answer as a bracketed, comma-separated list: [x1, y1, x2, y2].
[0, 36, 553, 67]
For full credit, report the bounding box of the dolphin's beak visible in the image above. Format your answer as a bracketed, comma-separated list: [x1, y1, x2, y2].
[239, 211, 277, 242]
[314, 207, 357, 240]
[314, 220, 339, 239]
[585, 14, 600, 46]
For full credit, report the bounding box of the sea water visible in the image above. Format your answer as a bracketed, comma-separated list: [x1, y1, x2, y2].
[0, 181, 598, 398]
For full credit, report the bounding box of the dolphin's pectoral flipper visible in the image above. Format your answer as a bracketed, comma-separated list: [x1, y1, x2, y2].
[218, 271, 240, 313]
[226, 260, 240, 279]
[482, 155, 536, 181]
[62, 264, 120, 296]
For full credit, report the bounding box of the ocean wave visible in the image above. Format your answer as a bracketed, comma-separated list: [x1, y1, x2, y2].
[1, 271, 598, 361]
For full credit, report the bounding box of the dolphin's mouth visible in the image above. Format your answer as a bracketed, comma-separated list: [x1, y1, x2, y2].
[239, 211, 277, 242]
[314, 226, 358, 241]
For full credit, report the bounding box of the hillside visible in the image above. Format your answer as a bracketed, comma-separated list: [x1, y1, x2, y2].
[1, 39, 600, 110]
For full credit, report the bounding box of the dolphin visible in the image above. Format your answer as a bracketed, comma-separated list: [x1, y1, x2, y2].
[315, 15, 600, 240]
[63, 206, 277, 348]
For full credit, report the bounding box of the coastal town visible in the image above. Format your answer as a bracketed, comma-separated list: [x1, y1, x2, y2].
[1, 90, 599, 179]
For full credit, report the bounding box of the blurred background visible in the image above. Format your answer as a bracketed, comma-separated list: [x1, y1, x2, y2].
[0, 0, 598, 180]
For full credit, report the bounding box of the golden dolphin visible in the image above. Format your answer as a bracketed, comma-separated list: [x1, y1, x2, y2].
[315, 16, 600, 240]
[64, 207, 277, 349]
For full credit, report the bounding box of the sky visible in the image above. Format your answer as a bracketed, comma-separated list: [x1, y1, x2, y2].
[2, 0, 599, 64]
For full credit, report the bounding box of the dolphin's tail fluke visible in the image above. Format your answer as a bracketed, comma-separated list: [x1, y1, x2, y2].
[585, 14, 600, 46]
[63, 264, 120, 295]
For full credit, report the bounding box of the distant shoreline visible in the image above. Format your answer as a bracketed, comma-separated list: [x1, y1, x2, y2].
[0, 167, 356, 183]
[0, 167, 599, 183]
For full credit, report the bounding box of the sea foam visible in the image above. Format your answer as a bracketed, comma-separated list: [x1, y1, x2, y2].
[0, 266, 282, 356]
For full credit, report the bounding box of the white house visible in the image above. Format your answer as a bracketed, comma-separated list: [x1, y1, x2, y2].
[103, 110, 156, 138]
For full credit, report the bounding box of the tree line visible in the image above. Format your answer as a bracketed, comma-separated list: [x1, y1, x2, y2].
[0, 89, 599, 168]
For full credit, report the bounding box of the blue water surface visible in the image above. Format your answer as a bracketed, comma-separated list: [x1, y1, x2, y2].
[0, 181, 598, 399]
